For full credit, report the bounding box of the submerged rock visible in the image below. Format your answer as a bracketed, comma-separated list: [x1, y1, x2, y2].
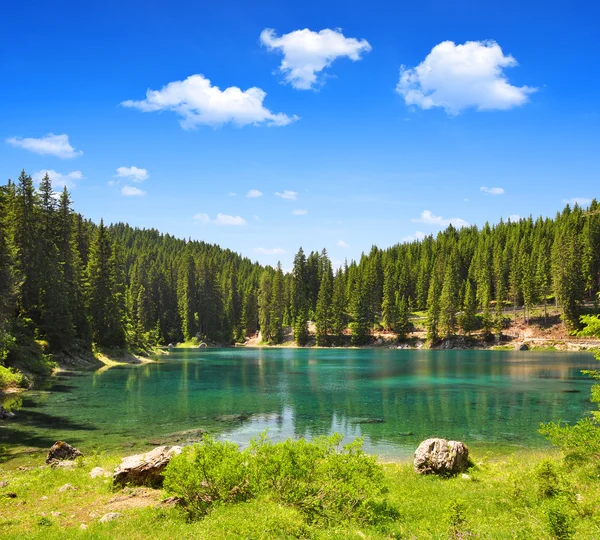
[46, 441, 83, 465]
[148, 428, 206, 446]
[214, 413, 251, 423]
[353, 418, 385, 424]
[414, 438, 469, 476]
[113, 446, 182, 487]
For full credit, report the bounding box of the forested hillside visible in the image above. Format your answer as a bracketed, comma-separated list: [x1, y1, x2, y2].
[0, 170, 599, 368]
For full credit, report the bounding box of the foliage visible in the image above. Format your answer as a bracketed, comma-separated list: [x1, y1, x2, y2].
[164, 433, 397, 527]
[1, 171, 600, 362]
[0, 365, 25, 389]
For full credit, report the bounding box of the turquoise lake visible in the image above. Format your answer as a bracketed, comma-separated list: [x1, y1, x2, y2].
[1, 349, 598, 460]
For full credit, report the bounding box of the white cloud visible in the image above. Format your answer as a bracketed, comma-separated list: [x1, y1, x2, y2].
[121, 185, 146, 196]
[275, 190, 298, 200]
[507, 214, 522, 222]
[122, 74, 298, 129]
[412, 210, 468, 228]
[402, 231, 427, 242]
[115, 166, 148, 182]
[228, 192, 237, 197]
[6, 133, 82, 159]
[260, 28, 372, 90]
[33, 169, 83, 190]
[254, 247, 286, 255]
[193, 213, 247, 225]
[193, 213, 211, 224]
[214, 213, 246, 226]
[337, 240, 348, 248]
[253, 215, 261, 221]
[292, 209, 308, 215]
[480, 186, 505, 196]
[396, 40, 536, 114]
[247, 189, 263, 198]
[563, 197, 592, 206]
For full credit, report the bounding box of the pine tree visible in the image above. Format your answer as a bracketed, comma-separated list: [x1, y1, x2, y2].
[426, 261, 442, 341]
[459, 279, 477, 335]
[330, 269, 346, 345]
[270, 263, 284, 344]
[178, 253, 196, 341]
[349, 274, 371, 345]
[439, 254, 460, 337]
[258, 270, 273, 342]
[381, 261, 399, 332]
[87, 220, 125, 347]
[315, 257, 333, 346]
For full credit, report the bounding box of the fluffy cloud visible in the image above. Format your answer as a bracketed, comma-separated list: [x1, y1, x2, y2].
[337, 240, 348, 248]
[32, 169, 83, 190]
[275, 190, 298, 200]
[292, 209, 308, 215]
[193, 213, 211, 224]
[122, 74, 298, 129]
[481, 186, 505, 195]
[563, 197, 592, 206]
[214, 213, 246, 225]
[247, 189, 263, 198]
[7, 133, 82, 159]
[402, 231, 427, 242]
[260, 28, 371, 90]
[121, 185, 146, 196]
[397, 41, 536, 114]
[412, 210, 468, 228]
[254, 247, 286, 255]
[115, 166, 148, 182]
[507, 214, 522, 222]
[194, 213, 246, 225]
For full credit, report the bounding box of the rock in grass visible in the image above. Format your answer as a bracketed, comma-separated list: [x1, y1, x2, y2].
[113, 446, 182, 488]
[46, 441, 83, 465]
[90, 467, 111, 479]
[99, 512, 123, 523]
[414, 438, 469, 476]
[57, 483, 77, 493]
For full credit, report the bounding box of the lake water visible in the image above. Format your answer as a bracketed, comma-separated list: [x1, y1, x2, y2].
[1, 348, 598, 460]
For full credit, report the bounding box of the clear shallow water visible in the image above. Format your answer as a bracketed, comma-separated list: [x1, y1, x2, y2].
[1, 349, 598, 460]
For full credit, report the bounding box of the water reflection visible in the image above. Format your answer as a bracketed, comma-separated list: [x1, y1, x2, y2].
[1, 349, 597, 459]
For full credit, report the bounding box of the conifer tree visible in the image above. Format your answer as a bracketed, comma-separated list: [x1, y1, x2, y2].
[381, 261, 399, 331]
[330, 269, 346, 345]
[439, 254, 460, 337]
[258, 270, 273, 342]
[270, 263, 285, 344]
[315, 257, 333, 346]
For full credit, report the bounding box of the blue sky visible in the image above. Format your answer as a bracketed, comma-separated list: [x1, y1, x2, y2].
[1, 0, 599, 269]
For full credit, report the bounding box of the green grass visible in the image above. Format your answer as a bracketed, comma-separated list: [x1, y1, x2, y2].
[2, 445, 600, 538]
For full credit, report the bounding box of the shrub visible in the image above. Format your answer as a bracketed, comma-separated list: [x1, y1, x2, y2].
[0, 365, 25, 389]
[535, 459, 563, 500]
[163, 437, 252, 518]
[547, 502, 575, 539]
[444, 499, 470, 538]
[164, 433, 398, 528]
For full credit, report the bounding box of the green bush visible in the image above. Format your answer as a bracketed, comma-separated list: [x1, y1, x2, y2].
[534, 459, 566, 500]
[0, 365, 25, 389]
[547, 502, 575, 539]
[164, 433, 398, 528]
[444, 499, 470, 538]
[163, 438, 252, 517]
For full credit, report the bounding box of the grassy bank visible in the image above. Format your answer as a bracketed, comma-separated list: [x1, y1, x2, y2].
[1, 445, 599, 538]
